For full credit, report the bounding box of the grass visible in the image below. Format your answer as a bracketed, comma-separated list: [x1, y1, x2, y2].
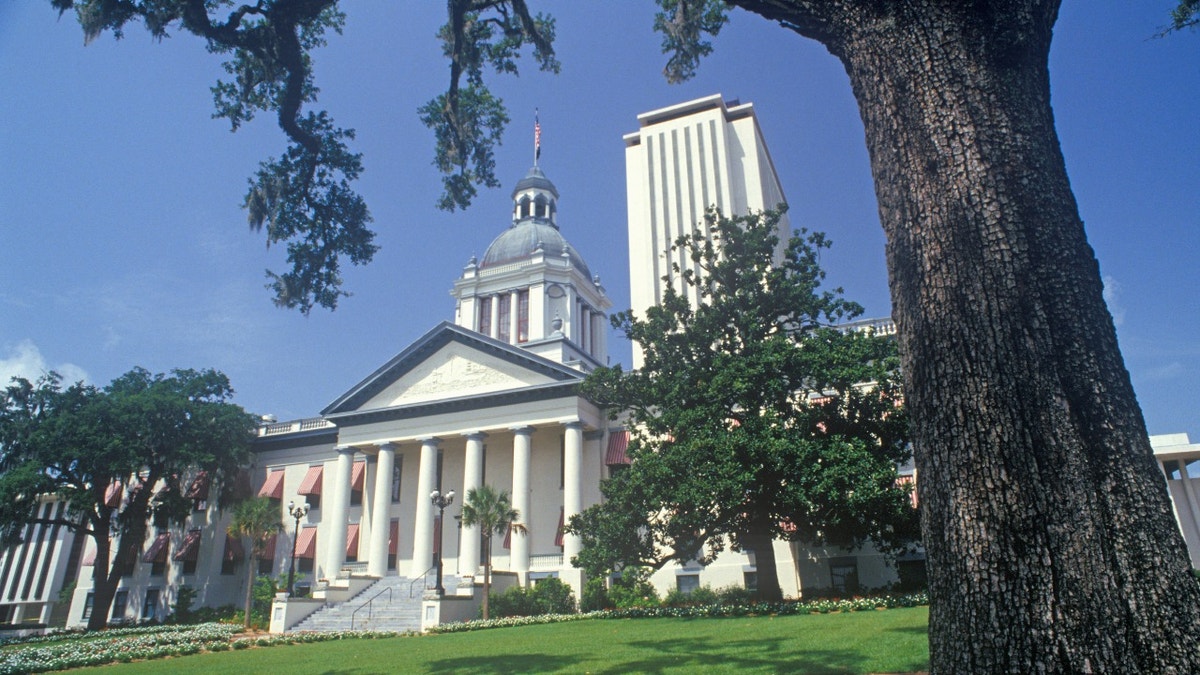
[79, 607, 929, 674]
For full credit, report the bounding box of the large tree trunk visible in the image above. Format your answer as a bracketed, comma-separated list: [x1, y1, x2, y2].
[734, 0, 1200, 671]
[87, 526, 116, 632]
[743, 521, 783, 602]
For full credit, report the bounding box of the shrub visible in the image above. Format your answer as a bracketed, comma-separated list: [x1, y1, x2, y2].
[607, 567, 659, 609]
[169, 586, 198, 624]
[486, 578, 577, 618]
[581, 577, 613, 612]
[529, 578, 577, 615]
[486, 586, 540, 618]
[715, 585, 751, 606]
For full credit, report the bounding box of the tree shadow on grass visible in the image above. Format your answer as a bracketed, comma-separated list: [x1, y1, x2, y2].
[608, 634, 920, 674]
[418, 653, 576, 674]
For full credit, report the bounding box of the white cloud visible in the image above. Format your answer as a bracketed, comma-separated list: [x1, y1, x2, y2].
[1103, 275, 1125, 327]
[0, 340, 89, 386]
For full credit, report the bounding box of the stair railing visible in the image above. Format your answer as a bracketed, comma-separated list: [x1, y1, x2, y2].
[409, 566, 435, 598]
[350, 585, 394, 631]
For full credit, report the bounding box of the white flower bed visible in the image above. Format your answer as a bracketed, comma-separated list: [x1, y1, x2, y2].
[0, 623, 407, 674]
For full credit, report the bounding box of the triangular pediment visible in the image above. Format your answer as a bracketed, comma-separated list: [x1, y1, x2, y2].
[322, 322, 582, 415]
[360, 340, 555, 409]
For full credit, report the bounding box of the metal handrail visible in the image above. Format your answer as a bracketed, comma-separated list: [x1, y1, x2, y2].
[409, 566, 435, 598]
[349, 585, 393, 630]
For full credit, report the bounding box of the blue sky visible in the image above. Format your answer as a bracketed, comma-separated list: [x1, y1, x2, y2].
[1, 3, 1196, 438]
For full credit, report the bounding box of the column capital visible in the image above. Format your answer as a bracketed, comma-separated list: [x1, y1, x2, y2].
[377, 441, 399, 453]
[418, 436, 442, 447]
[510, 425, 535, 436]
[335, 445, 356, 457]
[561, 419, 584, 431]
[463, 431, 488, 442]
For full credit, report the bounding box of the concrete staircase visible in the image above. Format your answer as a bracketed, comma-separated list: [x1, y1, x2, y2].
[291, 574, 452, 633]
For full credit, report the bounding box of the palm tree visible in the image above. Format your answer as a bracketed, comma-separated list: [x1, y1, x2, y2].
[460, 485, 526, 620]
[227, 496, 282, 629]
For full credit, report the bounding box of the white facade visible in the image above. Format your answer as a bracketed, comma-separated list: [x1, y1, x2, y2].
[624, 93, 790, 369]
[1153, 433, 1200, 567]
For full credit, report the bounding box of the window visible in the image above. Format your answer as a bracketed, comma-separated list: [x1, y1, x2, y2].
[829, 557, 859, 594]
[743, 571, 758, 594]
[391, 457, 403, 503]
[897, 558, 927, 592]
[82, 592, 94, 620]
[143, 533, 170, 576]
[297, 465, 323, 510]
[174, 529, 202, 575]
[387, 519, 399, 571]
[497, 294, 512, 343]
[142, 589, 159, 621]
[478, 296, 493, 336]
[517, 289, 529, 343]
[187, 471, 210, 512]
[221, 535, 243, 576]
[436, 449, 444, 492]
[350, 460, 365, 506]
[258, 533, 276, 575]
[677, 574, 700, 595]
[111, 590, 128, 621]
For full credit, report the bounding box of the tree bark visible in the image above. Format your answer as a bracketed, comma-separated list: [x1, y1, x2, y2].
[743, 522, 784, 602]
[732, 0, 1200, 671]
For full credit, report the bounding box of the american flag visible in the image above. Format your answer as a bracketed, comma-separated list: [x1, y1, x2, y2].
[534, 109, 541, 162]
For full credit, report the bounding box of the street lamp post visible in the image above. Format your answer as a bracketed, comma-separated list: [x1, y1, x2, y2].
[430, 489, 455, 596]
[287, 500, 309, 597]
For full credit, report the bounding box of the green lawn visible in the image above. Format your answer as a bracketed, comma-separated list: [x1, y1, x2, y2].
[82, 607, 929, 674]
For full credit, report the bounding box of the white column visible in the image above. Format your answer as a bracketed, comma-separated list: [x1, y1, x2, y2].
[563, 421, 584, 563]
[410, 438, 440, 577]
[325, 446, 354, 578]
[460, 432, 486, 576]
[367, 442, 396, 577]
[511, 426, 533, 574]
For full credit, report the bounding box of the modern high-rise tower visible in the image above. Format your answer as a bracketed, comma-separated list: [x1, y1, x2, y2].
[624, 94, 791, 366]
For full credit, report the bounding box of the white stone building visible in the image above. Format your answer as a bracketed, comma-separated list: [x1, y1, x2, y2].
[624, 93, 791, 369]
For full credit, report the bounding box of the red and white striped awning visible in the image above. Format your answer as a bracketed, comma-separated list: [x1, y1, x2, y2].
[173, 529, 202, 561]
[297, 465, 324, 496]
[605, 430, 630, 466]
[142, 533, 171, 563]
[295, 526, 318, 559]
[258, 469, 284, 499]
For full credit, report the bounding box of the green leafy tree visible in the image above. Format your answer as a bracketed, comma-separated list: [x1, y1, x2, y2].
[0, 368, 256, 631]
[572, 208, 916, 602]
[460, 484, 526, 620]
[1161, 0, 1200, 34]
[227, 496, 283, 629]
